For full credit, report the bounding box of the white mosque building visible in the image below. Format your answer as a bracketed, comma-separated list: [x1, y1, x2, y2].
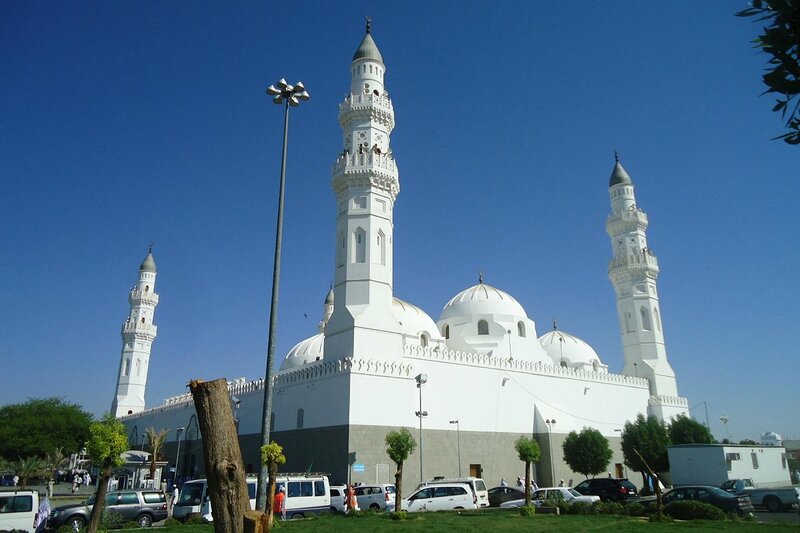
[115, 25, 688, 488]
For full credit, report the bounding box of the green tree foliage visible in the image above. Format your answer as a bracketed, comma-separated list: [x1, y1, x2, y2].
[667, 415, 714, 445]
[514, 436, 541, 506]
[86, 413, 128, 533]
[621, 414, 670, 489]
[736, 0, 800, 144]
[0, 397, 93, 460]
[145, 427, 168, 479]
[12, 456, 47, 489]
[385, 428, 416, 512]
[739, 438, 758, 445]
[562, 428, 613, 479]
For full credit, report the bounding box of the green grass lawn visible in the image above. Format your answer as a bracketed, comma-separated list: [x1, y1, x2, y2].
[148, 510, 799, 532]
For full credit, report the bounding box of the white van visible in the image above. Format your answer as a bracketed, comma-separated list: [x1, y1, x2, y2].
[274, 473, 331, 518]
[402, 483, 477, 512]
[173, 477, 257, 522]
[419, 477, 489, 508]
[0, 490, 39, 532]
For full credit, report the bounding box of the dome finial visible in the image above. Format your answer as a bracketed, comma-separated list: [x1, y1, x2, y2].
[148, 241, 153, 254]
[614, 150, 619, 163]
[478, 270, 483, 284]
[366, 16, 372, 34]
[553, 318, 558, 331]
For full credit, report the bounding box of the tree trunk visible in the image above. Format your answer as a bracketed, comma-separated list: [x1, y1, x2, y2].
[87, 466, 112, 533]
[266, 460, 277, 528]
[190, 378, 250, 533]
[394, 462, 403, 512]
[524, 461, 531, 505]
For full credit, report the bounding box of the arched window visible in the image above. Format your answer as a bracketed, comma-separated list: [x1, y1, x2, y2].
[640, 307, 652, 331]
[135, 359, 141, 376]
[654, 308, 661, 331]
[592, 360, 599, 372]
[124, 359, 131, 376]
[270, 412, 275, 431]
[443, 324, 450, 339]
[560, 361, 568, 368]
[478, 320, 489, 335]
[144, 285, 149, 292]
[353, 227, 366, 263]
[141, 317, 145, 324]
[517, 321, 526, 337]
[186, 415, 199, 441]
[377, 230, 386, 265]
[297, 408, 304, 429]
[420, 333, 429, 347]
[625, 312, 634, 333]
[337, 231, 345, 267]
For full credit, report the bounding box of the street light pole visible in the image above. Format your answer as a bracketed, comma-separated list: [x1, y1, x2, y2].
[174, 427, 184, 488]
[449, 420, 462, 477]
[415, 374, 428, 484]
[545, 418, 556, 486]
[256, 78, 309, 511]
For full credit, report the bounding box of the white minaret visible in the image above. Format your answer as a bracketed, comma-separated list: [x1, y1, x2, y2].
[605, 156, 685, 420]
[325, 21, 404, 359]
[111, 249, 159, 417]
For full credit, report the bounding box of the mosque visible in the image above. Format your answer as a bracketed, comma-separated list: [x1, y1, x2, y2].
[113, 25, 689, 488]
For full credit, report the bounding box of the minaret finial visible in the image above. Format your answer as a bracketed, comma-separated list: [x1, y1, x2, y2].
[478, 270, 483, 284]
[148, 242, 153, 254]
[366, 16, 371, 34]
[614, 150, 619, 163]
[553, 318, 558, 331]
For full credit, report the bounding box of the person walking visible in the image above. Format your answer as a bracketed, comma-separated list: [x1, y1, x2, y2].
[273, 486, 286, 520]
[171, 485, 179, 517]
[346, 484, 359, 513]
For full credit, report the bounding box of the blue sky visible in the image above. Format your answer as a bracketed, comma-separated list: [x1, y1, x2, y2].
[2, 1, 798, 442]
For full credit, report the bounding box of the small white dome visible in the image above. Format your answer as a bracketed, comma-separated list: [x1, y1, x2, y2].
[281, 332, 324, 370]
[539, 330, 603, 369]
[440, 283, 528, 321]
[393, 298, 440, 340]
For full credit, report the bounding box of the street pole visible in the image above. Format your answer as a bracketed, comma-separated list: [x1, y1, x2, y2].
[545, 419, 556, 486]
[257, 79, 309, 511]
[174, 427, 184, 488]
[415, 374, 428, 484]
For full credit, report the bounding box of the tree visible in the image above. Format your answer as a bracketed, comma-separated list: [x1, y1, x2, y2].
[668, 415, 714, 445]
[85, 413, 128, 533]
[44, 447, 67, 482]
[385, 428, 416, 512]
[562, 428, 613, 479]
[145, 427, 168, 480]
[736, 0, 800, 144]
[514, 436, 541, 507]
[260, 442, 286, 528]
[739, 438, 758, 445]
[12, 456, 47, 489]
[620, 414, 671, 490]
[0, 398, 93, 460]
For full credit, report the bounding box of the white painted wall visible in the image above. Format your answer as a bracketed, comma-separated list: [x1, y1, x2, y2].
[668, 445, 792, 487]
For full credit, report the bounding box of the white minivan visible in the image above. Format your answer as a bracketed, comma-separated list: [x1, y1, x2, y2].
[402, 483, 477, 512]
[0, 490, 39, 532]
[173, 477, 257, 522]
[419, 477, 490, 508]
[274, 474, 331, 518]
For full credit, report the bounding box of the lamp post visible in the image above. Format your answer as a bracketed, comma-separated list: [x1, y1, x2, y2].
[256, 78, 310, 510]
[449, 420, 462, 477]
[545, 418, 556, 485]
[720, 416, 730, 441]
[174, 427, 184, 488]
[415, 373, 428, 483]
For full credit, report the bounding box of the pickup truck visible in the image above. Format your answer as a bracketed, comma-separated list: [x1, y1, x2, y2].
[720, 479, 800, 512]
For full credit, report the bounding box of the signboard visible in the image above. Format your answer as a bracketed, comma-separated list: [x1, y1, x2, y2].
[353, 463, 365, 473]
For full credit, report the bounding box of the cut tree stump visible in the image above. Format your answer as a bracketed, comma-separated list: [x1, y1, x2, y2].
[190, 378, 251, 533]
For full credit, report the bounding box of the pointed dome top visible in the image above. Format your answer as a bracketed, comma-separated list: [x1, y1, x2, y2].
[139, 250, 156, 273]
[353, 18, 383, 63]
[324, 286, 334, 305]
[609, 153, 632, 187]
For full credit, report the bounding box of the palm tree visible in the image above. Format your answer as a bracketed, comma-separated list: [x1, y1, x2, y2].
[13, 456, 47, 489]
[45, 446, 67, 481]
[145, 428, 168, 480]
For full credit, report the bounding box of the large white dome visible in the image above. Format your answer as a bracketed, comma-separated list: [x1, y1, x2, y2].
[281, 332, 324, 370]
[440, 283, 528, 321]
[539, 330, 604, 371]
[393, 297, 440, 340]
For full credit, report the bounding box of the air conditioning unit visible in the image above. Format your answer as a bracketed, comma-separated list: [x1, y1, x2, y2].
[725, 453, 741, 461]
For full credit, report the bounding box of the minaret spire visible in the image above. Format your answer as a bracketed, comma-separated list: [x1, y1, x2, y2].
[366, 16, 371, 34]
[111, 249, 160, 417]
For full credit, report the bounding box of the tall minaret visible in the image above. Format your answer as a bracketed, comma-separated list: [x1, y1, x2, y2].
[325, 20, 403, 359]
[111, 249, 159, 417]
[605, 156, 683, 420]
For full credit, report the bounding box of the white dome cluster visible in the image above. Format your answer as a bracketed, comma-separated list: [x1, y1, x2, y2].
[539, 330, 607, 372]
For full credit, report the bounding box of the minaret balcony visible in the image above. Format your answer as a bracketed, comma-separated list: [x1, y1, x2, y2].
[608, 252, 659, 275]
[332, 151, 399, 198]
[121, 322, 158, 339]
[338, 93, 394, 129]
[606, 208, 648, 234]
[128, 289, 159, 305]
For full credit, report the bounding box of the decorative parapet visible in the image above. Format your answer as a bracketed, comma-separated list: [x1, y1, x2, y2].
[128, 288, 159, 306]
[402, 345, 649, 388]
[608, 252, 659, 279]
[606, 207, 648, 234]
[331, 151, 399, 199]
[649, 394, 689, 408]
[274, 355, 414, 387]
[120, 322, 157, 341]
[338, 93, 394, 129]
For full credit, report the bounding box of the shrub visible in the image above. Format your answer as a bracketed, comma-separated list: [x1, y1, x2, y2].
[57, 527, 81, 533]
[388, 511, 407, 520]
[101, 509, 125, 529]
[626, 502, 646, 516]
[121, 521, 139, 529]
[568, 501, 592, 515]
[163, 518, 181, 526]
[517, 504, 536, 517]
[592, 501, 624, 515]
[664, 500, 726, 521]
[186, 514, 208, 524]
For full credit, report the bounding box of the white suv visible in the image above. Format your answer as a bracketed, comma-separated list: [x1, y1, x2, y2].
[403, 483, 477, 512]
[354, 484, 395, 511]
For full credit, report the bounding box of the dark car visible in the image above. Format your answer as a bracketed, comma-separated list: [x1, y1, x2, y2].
[574, 478, 639, 503]
[662, 485, 754, 516]
[47, 489, 167, 529]
[487, 486, 526, 507]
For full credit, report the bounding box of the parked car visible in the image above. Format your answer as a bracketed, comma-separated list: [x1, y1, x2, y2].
[573, 478, 639, 503]
[354, 483, 395, 511]
[417, 477, 489, 508]
[720, 478, 800, 512]
[402, 483, 477, 512]
[0, 490, 39, 532]
[329, 484, 346, 513]
[662, 485, 754, 516]
[487, 486, 526, 507]
[48, 489, 167, 529]
[499, 487, 601, 508]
